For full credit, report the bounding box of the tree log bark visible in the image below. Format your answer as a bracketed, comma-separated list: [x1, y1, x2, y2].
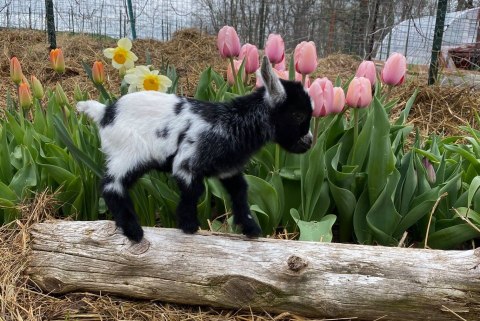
[27, 220, 480, 320]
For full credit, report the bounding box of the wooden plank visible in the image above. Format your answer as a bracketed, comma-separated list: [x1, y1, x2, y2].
[27, 220, 480, 320]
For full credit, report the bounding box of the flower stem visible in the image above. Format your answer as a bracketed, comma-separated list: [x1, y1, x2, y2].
[301, 74, 306, 86]
[275, 144, 280, 172]
[313, 117, 320, 146]
[229, 57, 238, 93]
[353, 108, 359, 148]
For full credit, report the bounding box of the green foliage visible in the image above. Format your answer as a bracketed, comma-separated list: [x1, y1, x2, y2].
[2, 51, 480, 250]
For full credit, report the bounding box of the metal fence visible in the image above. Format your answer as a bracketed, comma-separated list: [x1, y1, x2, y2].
[1, 0, 479, 68]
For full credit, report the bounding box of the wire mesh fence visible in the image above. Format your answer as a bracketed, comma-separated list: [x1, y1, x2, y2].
[0, 0, 479, 68]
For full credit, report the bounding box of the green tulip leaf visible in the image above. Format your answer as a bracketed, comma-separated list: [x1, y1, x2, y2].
[290, 208, 336, 242]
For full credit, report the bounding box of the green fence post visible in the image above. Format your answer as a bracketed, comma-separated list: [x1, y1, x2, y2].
[428, 0, 448, 85]
[45, 0, 56, 49]
[126, 0, 137, 39]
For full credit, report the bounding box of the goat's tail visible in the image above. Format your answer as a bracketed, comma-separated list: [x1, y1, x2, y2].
[76, 100, 106, 124]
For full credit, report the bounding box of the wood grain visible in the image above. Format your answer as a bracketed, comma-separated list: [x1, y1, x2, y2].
[27, 220, 480, 320]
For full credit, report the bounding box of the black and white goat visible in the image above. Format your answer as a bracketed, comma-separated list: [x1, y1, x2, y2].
[77, 57, 313, 242]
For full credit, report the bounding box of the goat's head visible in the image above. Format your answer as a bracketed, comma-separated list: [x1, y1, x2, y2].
[259, 56, 313, 154]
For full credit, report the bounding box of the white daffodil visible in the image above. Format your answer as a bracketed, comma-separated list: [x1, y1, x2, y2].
[124, 66, 172, 93]
[103, 38, 138, 70]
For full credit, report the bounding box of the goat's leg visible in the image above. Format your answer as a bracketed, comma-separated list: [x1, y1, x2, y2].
[102, 176, 144, 242]
[220, 174, 262, 237]
[175, 176, 204, 234]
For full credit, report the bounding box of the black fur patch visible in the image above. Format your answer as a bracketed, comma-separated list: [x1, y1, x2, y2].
[174, 101, 184, 115]
[177, 120, 191, 146]
[156, 127, 170, 139]
[100, 102, 118, 127]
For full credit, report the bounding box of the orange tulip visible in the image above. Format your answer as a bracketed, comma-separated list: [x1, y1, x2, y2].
[50, 48, 65, 74]
[92, 61, 105, 85]
[18, 82, 32, 110]
[10, 57, 23, 85]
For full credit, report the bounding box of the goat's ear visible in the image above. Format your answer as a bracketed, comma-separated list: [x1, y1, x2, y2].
[259, 56, 286, 105]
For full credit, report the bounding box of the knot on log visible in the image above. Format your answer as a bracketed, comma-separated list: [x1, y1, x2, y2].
[287, 255, 308, 272]
[127, 237, 151, 255]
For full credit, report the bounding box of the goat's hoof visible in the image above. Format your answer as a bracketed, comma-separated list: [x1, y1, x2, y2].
[122, 224, 144, 243]
[242, 222, 262, 238]
[179, 221, 200, 234]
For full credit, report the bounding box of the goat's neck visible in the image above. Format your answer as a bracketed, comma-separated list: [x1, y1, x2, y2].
[225, 92, 273, 153]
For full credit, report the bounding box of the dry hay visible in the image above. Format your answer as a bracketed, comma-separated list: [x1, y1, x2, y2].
[390, 78, 479, 138]
[0, 28, 224, 108]
[1, 28, 479, 138]
[1, 192, 351, 321]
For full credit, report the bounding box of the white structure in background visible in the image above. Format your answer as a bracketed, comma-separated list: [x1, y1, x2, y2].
[375, 7, 480, 65]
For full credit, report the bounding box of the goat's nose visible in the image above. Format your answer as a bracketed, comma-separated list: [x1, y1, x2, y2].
[302, 132, 313, 147]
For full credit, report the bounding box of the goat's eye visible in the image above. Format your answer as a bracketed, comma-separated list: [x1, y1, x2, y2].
[292, 112, 306, 123]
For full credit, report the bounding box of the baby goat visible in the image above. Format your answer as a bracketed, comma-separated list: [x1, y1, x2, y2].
[77, 57, 313, 242]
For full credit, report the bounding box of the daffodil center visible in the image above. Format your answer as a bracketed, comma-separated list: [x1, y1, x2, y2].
[143, 75, 160, 91]
[113, 48, 127, 64]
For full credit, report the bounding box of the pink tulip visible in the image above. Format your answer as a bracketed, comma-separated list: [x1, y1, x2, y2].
[356, 60, 376, 86]
[346, 77, 372, 108]
[274, 55, 286, 71]
[422, 158, 436, 184]
[332, 87, 345, 113]
[295, 72, 311, 88]
[381, 52, 407, 86]
[239, 43, 259, 74]
[265, 34, 285, 65]
[217, 26, 241, 59]
[294, 41, 318, 75]
[308, 77, 334, 117]
[227, 59, 245, 85]
[256, 68, 288, 88]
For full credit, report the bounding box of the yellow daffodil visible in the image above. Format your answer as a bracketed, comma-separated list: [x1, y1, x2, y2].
[103, 38, 138, 70]
[124, 66, 172, 93]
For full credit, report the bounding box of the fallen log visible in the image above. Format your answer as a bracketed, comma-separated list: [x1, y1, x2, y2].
[27, 220, 480, 320]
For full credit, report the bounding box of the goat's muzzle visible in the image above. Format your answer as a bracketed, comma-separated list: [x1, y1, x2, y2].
[286, 132, 313, 154]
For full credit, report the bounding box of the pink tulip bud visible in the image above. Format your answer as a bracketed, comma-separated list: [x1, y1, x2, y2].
[308, 77, 334, 117]
[294, 41, 318, 75]
[18, 82, 32, 110]
[30, 75, 44, 99]
[295, 72, 311, 88]
[10, 57, 23, 85]
[356, 60, 376, 86]
[50, 48, 65, 74]
[92, 61, 105, 85]
[332, 87, 345, 114]
[217, 26, 241, 59]
[239, 44, 259, 74]
[422, 158, 436, 184]
[381, 52, 407, 86]
[274, 55, 286, 71]
[227, 59, 245, 85]
[265, 34, 285, 65]
[255, 68, 288, 88]
[346, 77, 372, 108]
